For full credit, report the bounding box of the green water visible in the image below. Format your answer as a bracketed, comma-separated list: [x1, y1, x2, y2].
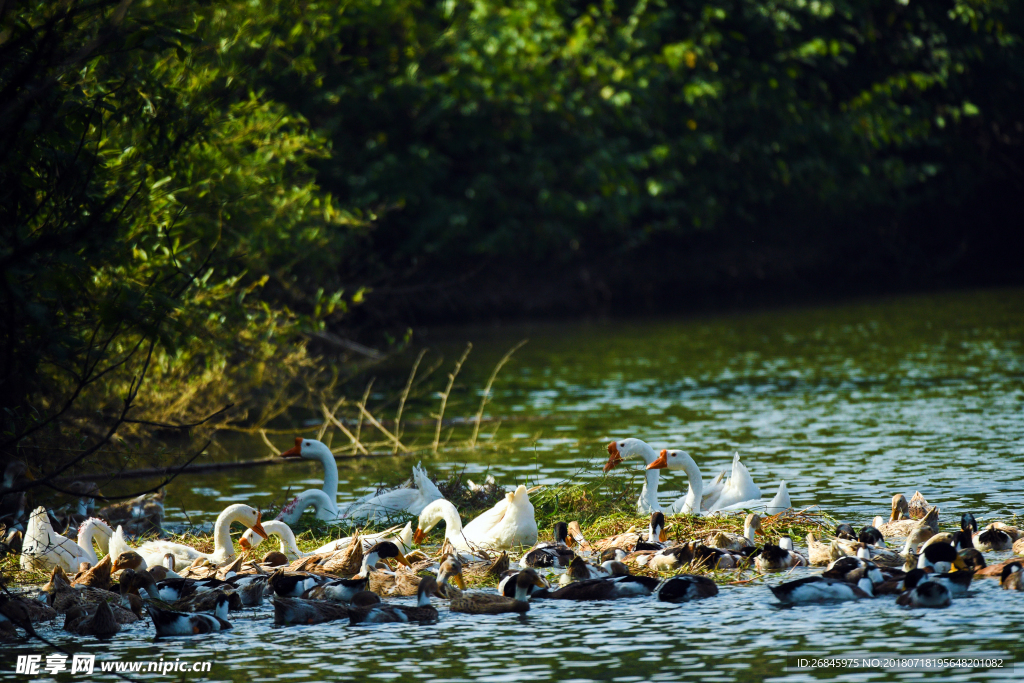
[4, 288, 1023, 682]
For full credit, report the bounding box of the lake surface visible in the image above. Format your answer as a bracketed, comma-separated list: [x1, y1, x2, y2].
[4, 288, 1023, 682]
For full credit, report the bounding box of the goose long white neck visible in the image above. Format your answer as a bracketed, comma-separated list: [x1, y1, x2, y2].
[260, 520, 302, 556]
[78, 519, 112, 558]
[277, 489, 337, 525]
[623, 440, 663, 515]
[675, 453, 704, 515]
[213, 505, 252, 558]
[312, 450, 339, 503]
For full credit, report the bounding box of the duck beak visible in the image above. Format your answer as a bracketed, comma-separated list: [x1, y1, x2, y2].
[251, 512, 268, 540]
[533, 575, 549, 589]
[453, 571, 467, 590]
[413, 528, 426, 545]
[565, 535, 576, 548]
[395, 550, 412, 568]
[603, 442, 623, 473]
[951, 554, 968, 573]
[659, 528, 668, 543]
[280, 437, 303, 459]
[647, 450, 669, 470]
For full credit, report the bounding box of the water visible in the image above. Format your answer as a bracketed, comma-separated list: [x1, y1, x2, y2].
[4, 288, 1023, 682]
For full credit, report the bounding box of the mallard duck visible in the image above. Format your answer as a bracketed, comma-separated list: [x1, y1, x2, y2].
[918, 542, 967, 573]
[878, 503, 939, 540]
[975, 524, 1014, 552]
[146, 593, 232, 636]
[534, 574, 660, 601]
[769, 575, 873, 604]
[415, 487, 537, 555]
[135, 504, 267, 568]
[298, 541, 411, 602]
[834, 523, 857, 540]
[273, 591, 381, 626]
[97, 490, 165, 535]
[64, 598, 119, 638]
[806, 533, 848, 566]
[348, 577, 441, 624]
[558, 555, 612, 585]
[0, 592, 57, 624]
[72, 554, 113, 590]
[822, 556, 886, 586]
[566, 521, 593, 553]
[754, 543, 807, 571]
[705, 513, 760, 552]
[636, 542, 744, 571]
[896, 570, 951, 608]
[444, 566, 547, 615]
[1000, 562, 1024, 590]
[521, 522, 576, 567]
[633, 512, 669, 551]
[920, 568, 973, 596]
[655, 574, 719, 603]
[169, 588, 242, 613]
[19, 508, 113, 572]
[45, 566, 139, 625]
[453, 551, 508, 586]
[907, 491, 931, 519]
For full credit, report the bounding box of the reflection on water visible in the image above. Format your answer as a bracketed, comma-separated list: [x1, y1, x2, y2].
[4, 289, 1023, 682]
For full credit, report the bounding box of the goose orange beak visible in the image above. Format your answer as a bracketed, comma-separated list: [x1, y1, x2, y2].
[280, 437, 303, 459]
[239, 535, 251, 550]
[250, 511, 268, 540]
[603, 442, 623, 473]
[647, 450, 669, 470]
[413, 528, 426, 545]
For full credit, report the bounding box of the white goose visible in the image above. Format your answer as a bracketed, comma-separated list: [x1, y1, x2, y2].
[278, 437, 340, 517]
[279, 437, 444, 522]
[603, 438, 727, 515]
[238, 519, 415, 559]
[19, 508, 113, 572]
[647, 449, 792, 515]
[275, 489, 339, 525]
[135, 504, 267, 568]
[414, 485, 538, 556]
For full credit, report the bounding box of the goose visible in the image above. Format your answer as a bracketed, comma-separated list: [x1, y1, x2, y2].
[274, 489, 339, 525]
[603, 438, 730, 514]
[414, 486, 538, 555]
[655, 574, 719, 603]
[647, 450, 789, 515]
[278, 437, 340, 508]
[135, 504, 267, 568]
[770, 575, 874, 604]
[147, 593, 233, 636]
[1000, 562, 1024, 591]
[273, 591, 381, 626]
[896, 570, 951, 608]
[520, 522, 576, 567]
[19, 508, 113, 572]
[348, 577, 441, 624]
[239, 520, 413, 559]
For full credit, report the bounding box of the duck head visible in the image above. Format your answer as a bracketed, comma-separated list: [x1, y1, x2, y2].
[961, 512, 978, 534]
[365, 541, 411, 569]
[890, 494, 909, 522]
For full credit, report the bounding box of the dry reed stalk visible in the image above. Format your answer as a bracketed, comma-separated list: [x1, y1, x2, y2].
[354, 379, 374, 444]
[394, 349, 427, 452]
[469, 339, 527, 448]
[258, 428, 280, 455]
[355, 402, 408, 453]
[433, 343, 471, 455]
[319, 401, 368, 455]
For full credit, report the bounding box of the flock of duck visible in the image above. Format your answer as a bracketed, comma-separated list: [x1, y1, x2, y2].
[1, 435, 1023, 642]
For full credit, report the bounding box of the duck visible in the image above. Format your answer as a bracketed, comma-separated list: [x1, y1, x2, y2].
[146, 593, 233, 636]
[633, 512, 669, 551]
[71, 554, 113, 590]
[875, 495, 913, 538]
[920, 567, 973, 596]
[637, 542, 745, 571]
[1000, 562, 1024, 590]
[655, 574, 719, 603]
[533, 573, 660, 601]
[1014, 537, 1024, 556]
[19, 508, 113, 572]
[974, 524, 1014, 552]
[63, 598, 119, 638]
[705, 513, 761, 552]
[521, 522, 576, 567]
[97, 490, 165, 535]
[754, 542, 807, 571]
[298, 541, 412, 602]
[896, 570, 951, 608]
[805, 533, 848, 566]
[918, 542, 967, 574]
[821, 554, 886, 586]
[0, 591, 57, 625]
[558, 555, 613, 585]
[647, 449, 790, 515]
[443, 563, 548, 615]
[348, 577, 441, 624]
[414, 487, 538, 556]
[770, 575, 874, 604]
[135, 504, 268, 568]
[907, 491, 931, 519]
[273, 591, 381, 626]
[834, 524, 857, 540]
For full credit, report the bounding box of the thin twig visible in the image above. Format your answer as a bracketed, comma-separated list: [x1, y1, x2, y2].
[356, 403, 408, 453]
[394, 348, 427, 452]
[320, 402, 369, 455]
[470, 339, 527, 449]
[354, 379, 374, 445]
[434, 343, 471, 455]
